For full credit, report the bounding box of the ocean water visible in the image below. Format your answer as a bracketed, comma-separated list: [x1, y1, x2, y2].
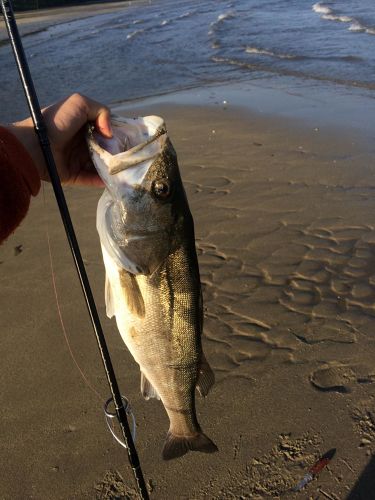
[0, 0, 374, 122]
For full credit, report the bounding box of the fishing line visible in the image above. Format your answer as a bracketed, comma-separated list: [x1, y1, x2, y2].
[42, 184, 104, 403]
[42, 185, 137, 444]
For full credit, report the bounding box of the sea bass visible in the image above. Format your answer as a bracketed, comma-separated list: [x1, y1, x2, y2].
[87, 115, 217, 460]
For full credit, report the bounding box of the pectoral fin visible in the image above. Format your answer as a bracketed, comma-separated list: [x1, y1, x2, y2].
[119, 269, 145, 318]
[196, 354, 215, 397]
[141, 372, 160, 400]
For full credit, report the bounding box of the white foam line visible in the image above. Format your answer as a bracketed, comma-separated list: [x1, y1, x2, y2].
[210, 11, 235, 27]
[312, 2, 332, 15]
[126, 29, 145, 40]
[313, 3, 375, 35]
[322, 14, 353, 23]
[349, 21, 366, 32]
[177, 11, 194, 20]
[245, 46, 296, 60]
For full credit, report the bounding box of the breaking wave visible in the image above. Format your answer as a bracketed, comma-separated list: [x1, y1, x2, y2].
[176, 11, 195, 20]
[245, 46, 298, 60]
[312, 2, 375, 35]
[126, 29, 145, 40]
[312, 3, 332, 15]
[322, 14, 352, 23]
[208, 11, 236, 35]
[211, 55, 375, 91]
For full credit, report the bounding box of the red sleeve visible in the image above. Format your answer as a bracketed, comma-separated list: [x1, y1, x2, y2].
[0, 126, 41, 243]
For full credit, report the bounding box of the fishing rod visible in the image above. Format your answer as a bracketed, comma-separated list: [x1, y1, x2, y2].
[0, 2, 149, 498]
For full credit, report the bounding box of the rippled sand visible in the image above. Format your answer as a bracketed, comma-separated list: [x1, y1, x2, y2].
[1, 102, 374, 499]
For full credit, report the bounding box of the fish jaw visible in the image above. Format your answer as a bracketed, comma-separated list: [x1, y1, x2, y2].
[87, 114, 166, 200]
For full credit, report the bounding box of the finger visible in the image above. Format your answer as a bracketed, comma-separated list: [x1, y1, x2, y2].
[95, 107, 113, 138]
[77, 94, 113, 138]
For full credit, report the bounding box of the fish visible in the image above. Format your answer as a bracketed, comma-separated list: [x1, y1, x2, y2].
[87, 114, 218, 460]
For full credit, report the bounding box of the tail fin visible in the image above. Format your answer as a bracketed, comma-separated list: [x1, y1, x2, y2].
[162, 431, 218, 461]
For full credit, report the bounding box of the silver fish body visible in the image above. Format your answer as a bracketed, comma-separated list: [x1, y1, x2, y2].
[87, 115, 217, 460]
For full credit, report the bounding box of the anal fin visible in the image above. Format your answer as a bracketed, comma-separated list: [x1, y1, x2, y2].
[141, 372, 160, 400]
[196, 353, 215, 397]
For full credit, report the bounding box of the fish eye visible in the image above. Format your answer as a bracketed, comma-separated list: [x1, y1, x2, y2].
[152, 179, 171, 199]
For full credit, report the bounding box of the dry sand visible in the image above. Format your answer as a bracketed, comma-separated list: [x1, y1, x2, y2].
[1, 100, 375, 499]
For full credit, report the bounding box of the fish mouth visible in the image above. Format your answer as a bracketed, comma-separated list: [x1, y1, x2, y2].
[87, 114, 167, 177]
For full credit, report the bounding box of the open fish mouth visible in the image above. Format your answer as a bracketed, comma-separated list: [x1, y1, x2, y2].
[87, 114, 167, 177]
[87, 114, 175, 276]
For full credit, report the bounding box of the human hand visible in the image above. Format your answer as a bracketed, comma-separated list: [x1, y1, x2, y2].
[7, 93, 112, 187]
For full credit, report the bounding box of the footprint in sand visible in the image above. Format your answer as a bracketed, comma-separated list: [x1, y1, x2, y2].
[94, 470, 140, 499]
[310, 363, 375, 393]
[352, 400, 375, 449]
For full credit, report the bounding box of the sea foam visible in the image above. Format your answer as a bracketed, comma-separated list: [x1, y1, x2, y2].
[312, 3, 332, 15]
[126, 29, 145, 40]
[208, 10, 236, 36]
[322, 14, 353, 23]
[349, 21, 365, 32]
[245, 46, 296, 60]
[313, 2, 375, 36]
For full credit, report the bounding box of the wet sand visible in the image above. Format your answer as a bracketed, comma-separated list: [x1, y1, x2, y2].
[0, 1, 133, 44]
[1, 99, 375, 499]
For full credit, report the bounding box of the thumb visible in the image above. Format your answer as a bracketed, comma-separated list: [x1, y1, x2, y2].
[73, 93, 113, 138]
[94, 107, 113, 138]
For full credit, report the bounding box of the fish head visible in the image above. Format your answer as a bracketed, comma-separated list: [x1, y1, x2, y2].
[87, 114, 190, 275]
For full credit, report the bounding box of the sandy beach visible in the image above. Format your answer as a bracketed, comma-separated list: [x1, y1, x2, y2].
[1, 99, 375, 499]
[1, 2, 375, 500]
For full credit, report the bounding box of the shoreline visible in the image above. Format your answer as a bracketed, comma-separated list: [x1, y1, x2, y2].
[1, 0, 374, 139]
[113, 78, 375, 147]
[0, 0, 133, 43]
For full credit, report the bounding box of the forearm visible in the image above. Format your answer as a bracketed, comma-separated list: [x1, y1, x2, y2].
[5, 119, 46, 180]
[0, 93, 111, 243]
[0, 126, 41, 243]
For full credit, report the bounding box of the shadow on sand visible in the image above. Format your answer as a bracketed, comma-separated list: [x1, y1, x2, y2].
[346, 454, 375, 500]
